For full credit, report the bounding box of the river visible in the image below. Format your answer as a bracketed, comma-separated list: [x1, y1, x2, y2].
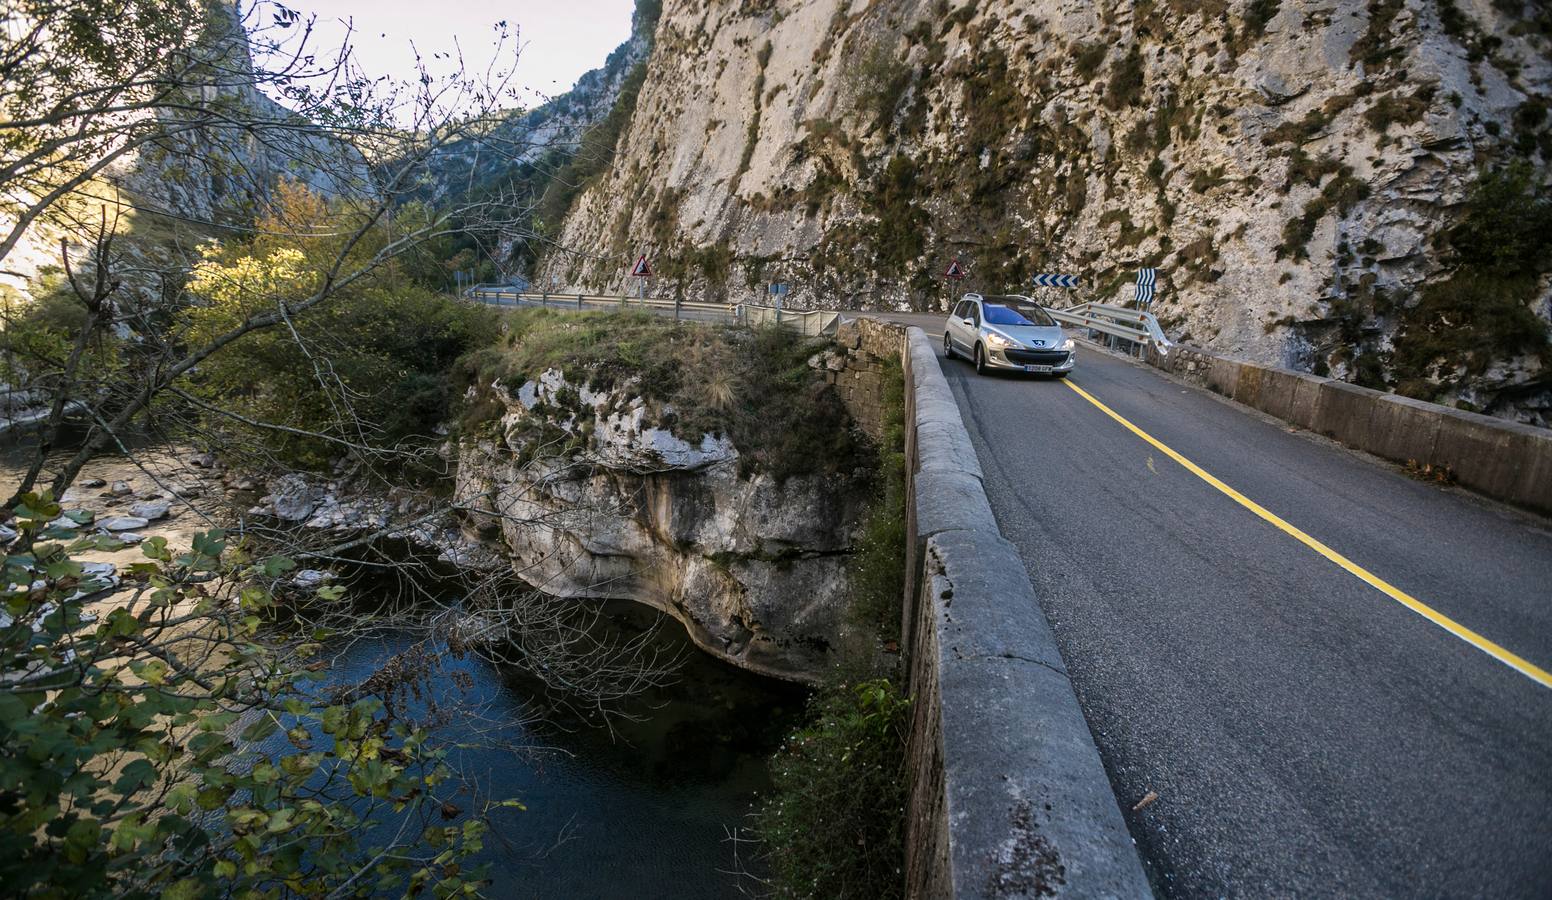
[300, 601, 807, 899]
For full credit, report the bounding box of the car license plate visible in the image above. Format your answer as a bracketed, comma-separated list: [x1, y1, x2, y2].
[1025, 364, 1053, 373]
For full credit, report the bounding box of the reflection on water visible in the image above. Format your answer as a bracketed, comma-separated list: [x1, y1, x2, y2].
[315, 601, 806, 899]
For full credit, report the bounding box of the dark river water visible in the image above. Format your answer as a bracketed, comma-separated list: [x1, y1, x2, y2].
[310, 603, 807, 899]
[0, 441, 807, 896]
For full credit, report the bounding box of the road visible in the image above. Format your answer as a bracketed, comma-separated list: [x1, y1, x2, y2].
[887, 313, 1552, 898]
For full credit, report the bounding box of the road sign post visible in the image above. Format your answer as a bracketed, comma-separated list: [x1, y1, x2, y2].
[943, 259, 967, 312]
[1134, 268, 1158, 309]
[630, 254, 652, 305]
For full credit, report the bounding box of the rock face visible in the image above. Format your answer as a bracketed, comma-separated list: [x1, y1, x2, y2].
[0, 2, 369, 302]
[537, 0, 1552, 422]
[418, 7, 655, 214]
[456, 366, 875, 682]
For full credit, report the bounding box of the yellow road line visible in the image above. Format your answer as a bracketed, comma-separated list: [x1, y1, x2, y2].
[1063, 379, 1552, 690]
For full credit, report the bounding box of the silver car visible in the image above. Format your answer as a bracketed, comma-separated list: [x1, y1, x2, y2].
[943, 293, 1076, 377]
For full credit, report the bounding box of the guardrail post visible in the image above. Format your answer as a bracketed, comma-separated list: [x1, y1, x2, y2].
[674, 297, 681, 321]
[577, 294, 584, 310]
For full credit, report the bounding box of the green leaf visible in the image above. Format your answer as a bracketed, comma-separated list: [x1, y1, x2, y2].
[112, 758, 158, 794]
[160, 877, 203, 900]
[240, 715, 279, 742]
[261, 555, 297, 577]
[191, 531, 227, 560]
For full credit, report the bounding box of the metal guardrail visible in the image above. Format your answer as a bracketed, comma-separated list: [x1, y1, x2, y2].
[462, 287, 841, 336]
[1046, 302, 1174, 355]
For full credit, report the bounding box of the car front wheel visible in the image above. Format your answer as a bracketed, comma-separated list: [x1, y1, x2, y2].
[943, 331, 956, 359]
[974, 343, 988, 375]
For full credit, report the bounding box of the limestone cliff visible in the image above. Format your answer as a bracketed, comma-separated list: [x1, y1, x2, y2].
[0, 1, 369, 302]
[537, 0, 1552, 423]
[454, 350, 885, 682]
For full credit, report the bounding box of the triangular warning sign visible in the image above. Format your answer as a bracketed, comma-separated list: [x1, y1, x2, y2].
[945, 258, 967, 280]
[630, 255, 652, 277]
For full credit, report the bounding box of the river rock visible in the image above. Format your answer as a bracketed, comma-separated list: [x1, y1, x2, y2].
[128, 500, 172, 520]
[262, 474, 320, 521]
[109, 481, 134, 497]
[227, 475, 260, 492]
[80, 478, 107, 489]
[189, 452, 216, 468]
[166, 481, 203, 499]
[290, 569, 335, 590]
[99, 516, 150, 532]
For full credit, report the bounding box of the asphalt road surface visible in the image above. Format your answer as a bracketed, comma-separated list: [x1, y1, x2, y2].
[891, 314, 1552, 898]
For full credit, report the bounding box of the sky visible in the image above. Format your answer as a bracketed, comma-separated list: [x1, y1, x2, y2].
[257, 0, 636, 112]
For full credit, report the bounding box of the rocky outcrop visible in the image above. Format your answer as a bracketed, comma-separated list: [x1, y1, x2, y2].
[0, 1, 370, 302]
[455, 364, 877, 682]
[536, 0, 1552, 423]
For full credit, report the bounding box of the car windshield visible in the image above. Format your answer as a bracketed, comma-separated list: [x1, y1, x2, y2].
[982, 301, 1053, 327]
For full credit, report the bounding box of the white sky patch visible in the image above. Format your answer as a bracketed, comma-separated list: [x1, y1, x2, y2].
[253, 0, 635, 114]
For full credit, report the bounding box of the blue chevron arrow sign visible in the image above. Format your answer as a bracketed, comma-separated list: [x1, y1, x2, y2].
[1031, 273, 1079, 288]
[1135, 267, 1158, 308]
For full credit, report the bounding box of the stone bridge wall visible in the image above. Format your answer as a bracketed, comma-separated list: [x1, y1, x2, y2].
[851, 317, 1151, 899]
[1144, 343, 1552, 517]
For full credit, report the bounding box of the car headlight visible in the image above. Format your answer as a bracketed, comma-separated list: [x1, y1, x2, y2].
[1060, 339, 1075, 351]
[985, 332, 1017, 349]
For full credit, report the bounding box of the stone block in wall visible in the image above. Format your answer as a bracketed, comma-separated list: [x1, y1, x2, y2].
[1366, 394, 1443, 467]
[1432, 409, 1552, 514]
[1313, 381, 1385, 447]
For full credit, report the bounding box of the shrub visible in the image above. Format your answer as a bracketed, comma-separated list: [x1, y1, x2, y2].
[847, 355, 906, 643]
[1243, 0, 1281, 36]
[1104, 45, 1146, 110]
[1391, 162, 1552, 393]
[844, 41, 913, 129]
[871, 155, 928, 270]
[1349, 0, 1405, 68]
[755, 679, 909, 899]
[1364, 88, 1434, 132]
[1073, 43, 1107, 79]
[1275, 169, 1370, 259]
[181, 187, 500, 472]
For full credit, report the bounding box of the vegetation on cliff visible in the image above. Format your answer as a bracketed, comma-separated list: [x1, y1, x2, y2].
[755, 346, 909, 896]
[755, 678, 909, 899]
[460, 309, 871, 479]
[1390, 163, 1552, 403]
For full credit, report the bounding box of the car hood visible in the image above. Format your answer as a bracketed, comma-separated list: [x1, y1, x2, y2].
[987, 324, 1066, 348]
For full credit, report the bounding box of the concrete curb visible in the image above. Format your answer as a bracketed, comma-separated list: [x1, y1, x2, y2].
[1145, 343, 1552, 516]
[899, 326, 1151, 899]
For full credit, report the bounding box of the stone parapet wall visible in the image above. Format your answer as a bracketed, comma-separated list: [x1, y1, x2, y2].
[1145, 343, 1552, 516]
[858, 318, 1151, 899]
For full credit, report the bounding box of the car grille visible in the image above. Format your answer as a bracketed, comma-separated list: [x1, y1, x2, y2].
[1004, 348, 1069, 365]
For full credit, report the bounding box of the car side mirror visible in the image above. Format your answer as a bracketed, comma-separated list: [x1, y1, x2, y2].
[961, 316, 975, 326]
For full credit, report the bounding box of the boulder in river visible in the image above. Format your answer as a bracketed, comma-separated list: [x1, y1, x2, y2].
[128, 500, 172, 520]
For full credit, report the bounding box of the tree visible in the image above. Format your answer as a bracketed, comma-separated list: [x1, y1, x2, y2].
[0, 2, 681, 893]
[0, 0, 538, 505]
[0, 493, 505, 897]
